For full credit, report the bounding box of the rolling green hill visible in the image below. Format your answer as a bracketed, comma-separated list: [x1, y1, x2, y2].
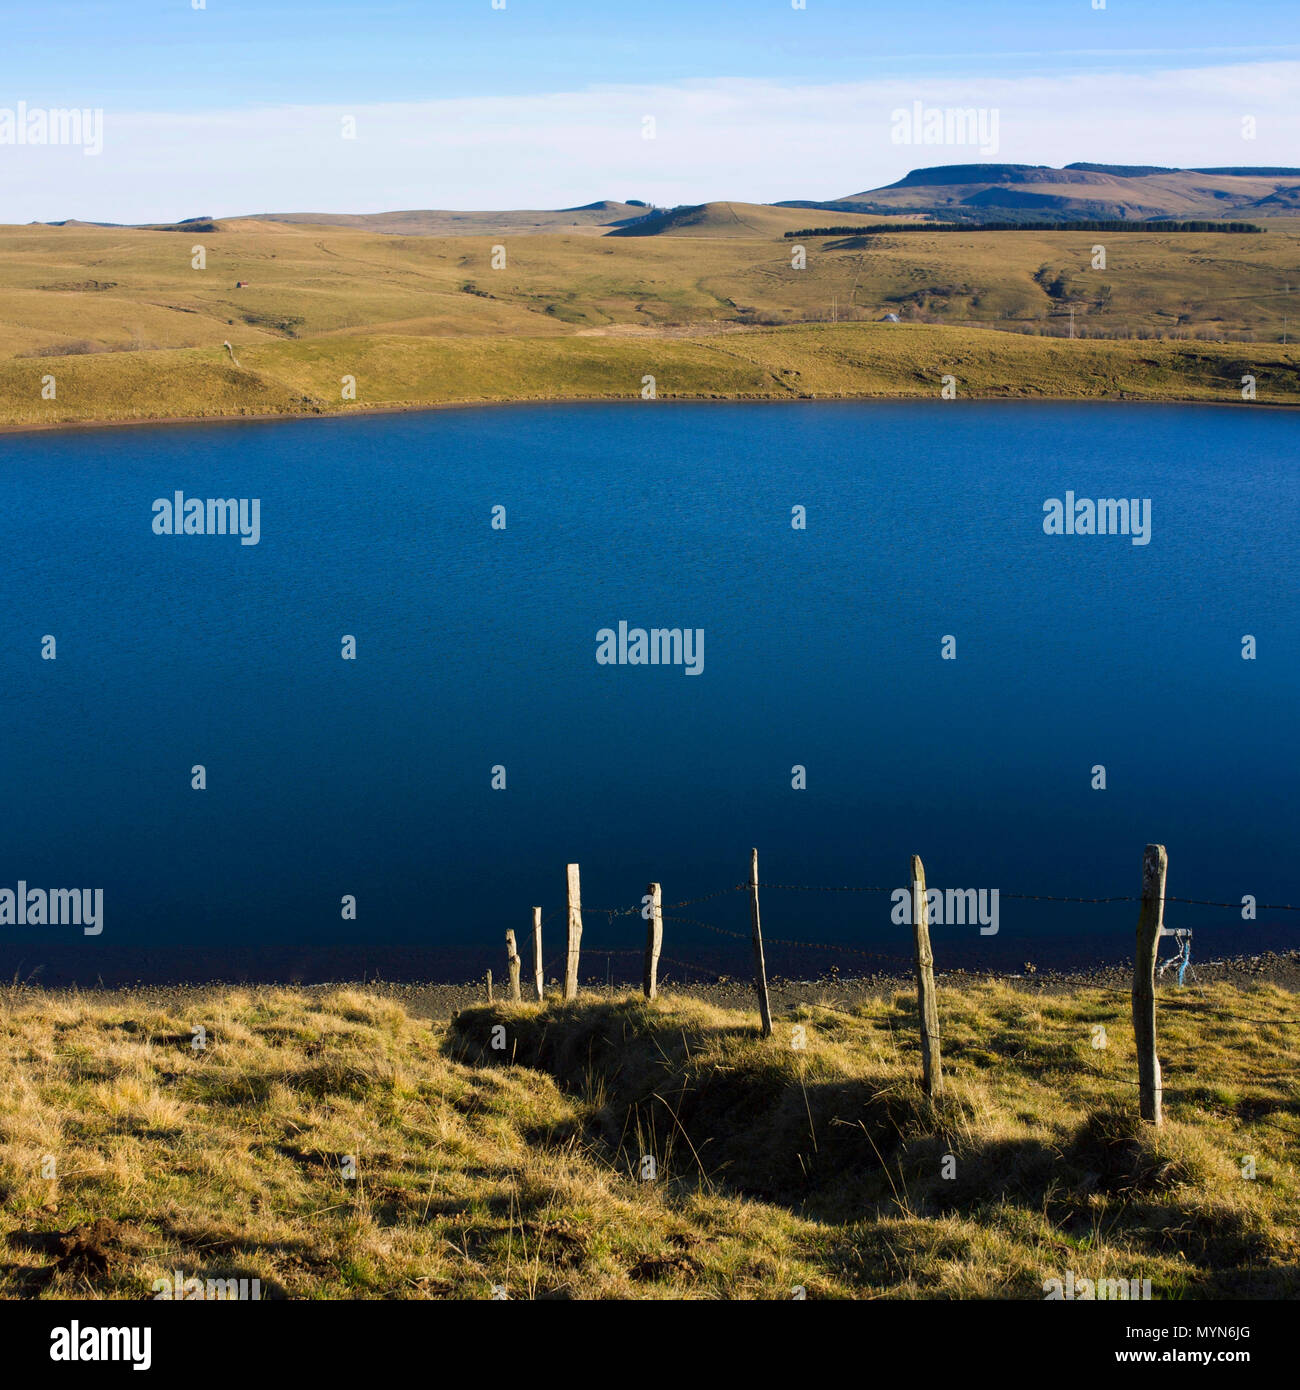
[3, 207, 1297, 428]
[2, 322, 1296, 430]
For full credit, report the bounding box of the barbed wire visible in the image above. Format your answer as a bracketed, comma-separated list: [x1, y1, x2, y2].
[488, 962, 1300, 1039]
[1185, 1102, 1300, 1140]
[1002, 893, 1138, 904]
[1079, 1060, 1298, 1090]
[760, 884, 1135, 902]
[658, 953, 720, 979]
[664, 886, 748, 911]
[756, 881, 892, 894]
[1148, 999, 1300, 1025]
[512, 873, 1300, 1021]
[687, 878, 1300, 911]
[535, 880, 1300, 939]
[525, 891, 1300, 985]
[1167, 896, 1300, 912]
[504, 931, 1300, 1133]
[581, 904, 644, 923]
[524, 944, 1300, 1036]
[659, 912, 748, 942]
[662, 913, 916, 967]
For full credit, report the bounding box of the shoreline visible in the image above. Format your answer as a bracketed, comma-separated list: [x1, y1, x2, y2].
[0, 388, 1293, 440]
[6, 948, 1296, 1020]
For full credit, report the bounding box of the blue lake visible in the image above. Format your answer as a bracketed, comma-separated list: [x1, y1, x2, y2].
[2, 401, 1298, 984]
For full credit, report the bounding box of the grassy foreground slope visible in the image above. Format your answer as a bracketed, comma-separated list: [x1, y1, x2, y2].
[2, 982, 1296, 1299]
[4, 324, 1298, 428]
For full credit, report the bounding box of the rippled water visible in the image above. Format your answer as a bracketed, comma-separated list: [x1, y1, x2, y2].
[2, 401, 1297, 983]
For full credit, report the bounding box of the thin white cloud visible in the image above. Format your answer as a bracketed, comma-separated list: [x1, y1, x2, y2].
[2, 62, 1297, 223]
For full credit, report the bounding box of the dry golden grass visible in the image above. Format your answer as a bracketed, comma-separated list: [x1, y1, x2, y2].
[2, 981, 1296, 1299]
[3, 219, 1297, 353]
[2, 323, 1297, 429]
[1, 218, 1298, 428]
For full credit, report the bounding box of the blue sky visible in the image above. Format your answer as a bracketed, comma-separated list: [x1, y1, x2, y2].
[2, 1, 1298, 221]
[7, 0, 1299, 106]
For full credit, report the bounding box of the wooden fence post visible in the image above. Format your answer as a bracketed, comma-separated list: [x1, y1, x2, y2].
[1133, 843, 1166, 1126]
[532, 906, 544, 1002]
[485, 969, 493, 1004]
[644, 882, 663, 1000]
[505, 929, 522, 1001]
[911, 854, 943, 1097]
[564, 863, 582, 1000]
[749, 849, 773, 1037]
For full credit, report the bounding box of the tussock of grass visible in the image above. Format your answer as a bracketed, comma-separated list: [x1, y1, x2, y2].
[2, 980, 1297, 1299]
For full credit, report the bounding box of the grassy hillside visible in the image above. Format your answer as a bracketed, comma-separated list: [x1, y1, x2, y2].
[244, 202, 650, 237]
[2, 323, 1296, 429]
[5, 219, 1299, 348]
[2, 981, 1296, 1299]
[606, 201, 894, 238]
[2, 218, 1298, 426]
[832, 164, 1300, 220]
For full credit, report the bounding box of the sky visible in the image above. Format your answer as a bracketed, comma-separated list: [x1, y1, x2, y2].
[1, 0, 1298, 222]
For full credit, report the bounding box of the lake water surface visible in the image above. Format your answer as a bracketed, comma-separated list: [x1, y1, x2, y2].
[2, 401, 1297, 983]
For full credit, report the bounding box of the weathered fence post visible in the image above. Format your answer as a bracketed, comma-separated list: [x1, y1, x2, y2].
[911, 854, 943, 1097]
[749, 848, 773, 1037]
[564, 863, 582, 1000]
[485, 969, 493, 1004]
[532, 906, 544, 1002]
[1133, 843, 1166, 1126]
[644, 882, 663, 1000]
[505, 929, 522, 1001]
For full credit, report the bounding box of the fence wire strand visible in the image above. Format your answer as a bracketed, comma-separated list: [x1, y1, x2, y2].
[508, 875, 1300, 1037]
[505, 874, 1300, 1139]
